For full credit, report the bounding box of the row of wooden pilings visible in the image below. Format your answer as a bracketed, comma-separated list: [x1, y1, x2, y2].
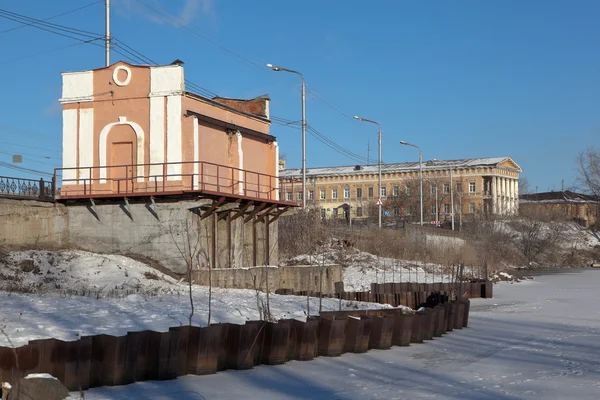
[0, 296, 470, 391]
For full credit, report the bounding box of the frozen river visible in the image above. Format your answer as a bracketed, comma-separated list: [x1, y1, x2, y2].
[76, 269, 600, 399]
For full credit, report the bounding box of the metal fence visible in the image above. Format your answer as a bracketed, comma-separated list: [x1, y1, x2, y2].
[0, 176, 54, 201]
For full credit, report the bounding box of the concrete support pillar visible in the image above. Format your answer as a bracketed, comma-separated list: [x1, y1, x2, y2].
[501, 177, 507, 215]
[491, 176, 497, 214]
[497, 177, 503, 215]
[510, 178, 516, 214]
[515, 178, 519, 214]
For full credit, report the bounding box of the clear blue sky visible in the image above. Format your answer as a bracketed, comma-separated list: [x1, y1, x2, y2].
[1, 0, 599, 193]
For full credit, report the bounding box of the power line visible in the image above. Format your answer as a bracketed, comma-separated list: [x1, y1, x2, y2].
[134, 0, 266, 74]
[0, 161, 54, 178]
[0, 141, 61, 154]
[0, 40, 99, 65]
[0, 153, 60, 167]
[307, 125, 370, 164]
[0, 8, 101, 41]
[0, 0, 103, 34]
[0, 150, 57, 160]
[306, 87, 356, 122]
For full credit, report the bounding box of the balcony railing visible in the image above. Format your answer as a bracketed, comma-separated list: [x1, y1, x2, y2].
[0, 176, 54, 201]
[54, 161, 299, 205]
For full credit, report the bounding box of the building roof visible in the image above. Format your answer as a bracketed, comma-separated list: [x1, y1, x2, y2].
[280, 157, 521, 178]
[519, 190, 600, 204]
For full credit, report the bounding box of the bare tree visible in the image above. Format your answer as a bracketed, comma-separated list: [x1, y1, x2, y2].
[577, 148, 600, 196]
[509, 208, 568, 265]
[519, 176, 531, 195]
[169, 213, 204, 326]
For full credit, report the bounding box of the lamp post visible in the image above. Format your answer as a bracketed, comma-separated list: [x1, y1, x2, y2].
[400, 141, 423, 226]
[267, 63, 307, 209]
[354, 116, 382, 229]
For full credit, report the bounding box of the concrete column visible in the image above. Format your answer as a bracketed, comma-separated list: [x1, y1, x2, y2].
[502, 177, 507, 215]
[491, 176, 497, 214]
[515, 178, 519, 214]
[510, 178, 516, 214]
[497, 177, 502, 215]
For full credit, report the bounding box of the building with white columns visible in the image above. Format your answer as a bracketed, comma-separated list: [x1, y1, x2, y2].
[280, 156, 522, 222]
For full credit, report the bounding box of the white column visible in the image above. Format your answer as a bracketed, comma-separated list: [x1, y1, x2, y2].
[491, 176, 497, 214]
[515, 178, 519, 214]
[496, 176, 501, 215]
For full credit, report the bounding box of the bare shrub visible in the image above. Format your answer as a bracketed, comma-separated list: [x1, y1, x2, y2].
[143, 271, 160, 281]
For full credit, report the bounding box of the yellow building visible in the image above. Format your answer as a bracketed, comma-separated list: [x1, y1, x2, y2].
[279, 157, 522, 224]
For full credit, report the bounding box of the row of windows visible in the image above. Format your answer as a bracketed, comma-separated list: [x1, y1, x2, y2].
[285, 182, 477, 201]
[320, 202, 478, 217]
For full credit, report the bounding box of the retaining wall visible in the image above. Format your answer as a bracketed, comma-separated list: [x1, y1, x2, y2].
[193, 265, 342, 294]
[0, 297, 470, 392]
[0, 198, 278, 274]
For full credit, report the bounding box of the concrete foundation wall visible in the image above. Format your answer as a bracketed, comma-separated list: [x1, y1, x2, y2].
[0, 199, 67, 248]
[193, 265, 342, 294]
[0, 198, 280, 275]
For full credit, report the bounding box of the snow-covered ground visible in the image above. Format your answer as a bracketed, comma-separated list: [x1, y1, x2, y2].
[69, 269, 600, 400]
[285, 245, 485, 292]
[0, 250, 183, 298]
[0, 250, 400, 348]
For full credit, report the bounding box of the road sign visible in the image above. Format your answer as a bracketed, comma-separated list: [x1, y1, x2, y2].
[376, 199, 383, 205]
[441, 212, 446, 216]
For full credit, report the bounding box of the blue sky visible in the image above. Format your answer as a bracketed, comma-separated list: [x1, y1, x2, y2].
[1, 0, 599, 192]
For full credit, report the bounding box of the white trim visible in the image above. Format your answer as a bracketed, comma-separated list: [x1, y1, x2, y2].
[150, 65, 184, 97]
[60, 70, 93, 104]
[99, 116, 145, 183]
[62, 109, 77, 182]
[149, 96, 165, 180]
[166, 96, 182, 180]
[78, 108, 94, 181]
[193, 116, 199, 190]
[236, 131, 244, 195]
[112, 65, 132, 87]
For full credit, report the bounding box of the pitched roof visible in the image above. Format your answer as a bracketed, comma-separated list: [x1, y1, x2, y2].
[280, 157, 521, 177]
[519, 190, 600, 204]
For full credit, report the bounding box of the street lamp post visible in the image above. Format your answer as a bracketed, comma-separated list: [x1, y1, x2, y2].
[400, 141, 423, 226]
[267, 63, 307, 209]
[354, 116, 382, 229]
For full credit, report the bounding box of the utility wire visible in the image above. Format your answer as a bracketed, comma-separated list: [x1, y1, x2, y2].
[307, 125, 370, 164]
[0, 40, 99, 65]
[0, 0, 103, 34]
[0, 161, 54, 178]
[134, 0, 266, 74]
[0, 141, 61, 154]
[0, 8, 100, 40]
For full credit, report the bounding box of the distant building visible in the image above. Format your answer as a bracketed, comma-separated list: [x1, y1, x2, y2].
[519, 190, 600, 228]
[280, 157, 522, 223]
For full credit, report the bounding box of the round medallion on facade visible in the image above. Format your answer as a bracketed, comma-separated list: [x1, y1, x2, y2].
[113, 65, 132, 87]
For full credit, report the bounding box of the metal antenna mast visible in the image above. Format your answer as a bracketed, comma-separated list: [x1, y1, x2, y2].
[105, 0, 111, 66]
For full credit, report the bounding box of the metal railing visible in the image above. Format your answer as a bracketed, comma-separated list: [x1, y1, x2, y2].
[0, 176, 54, 201]
[54, 160, 299, 203]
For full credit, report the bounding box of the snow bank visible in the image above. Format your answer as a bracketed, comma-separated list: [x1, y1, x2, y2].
[0, 250, 182, 298]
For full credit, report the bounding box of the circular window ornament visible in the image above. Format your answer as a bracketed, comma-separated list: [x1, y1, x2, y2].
[112, 65, 132, 87]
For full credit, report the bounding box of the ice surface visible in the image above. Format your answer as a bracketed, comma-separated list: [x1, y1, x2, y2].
[70, 269, 600, 400]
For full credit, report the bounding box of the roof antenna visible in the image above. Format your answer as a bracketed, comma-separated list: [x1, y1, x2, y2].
[105, 0, 111, 66]
[561, 178, 564, 192]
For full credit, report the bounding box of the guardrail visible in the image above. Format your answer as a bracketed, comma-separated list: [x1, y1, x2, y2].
[53, 161, 300, 203]
[0, 176, 54, 201]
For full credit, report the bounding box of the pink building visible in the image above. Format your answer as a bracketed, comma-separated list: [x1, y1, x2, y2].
[57, 60, 283, 203]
